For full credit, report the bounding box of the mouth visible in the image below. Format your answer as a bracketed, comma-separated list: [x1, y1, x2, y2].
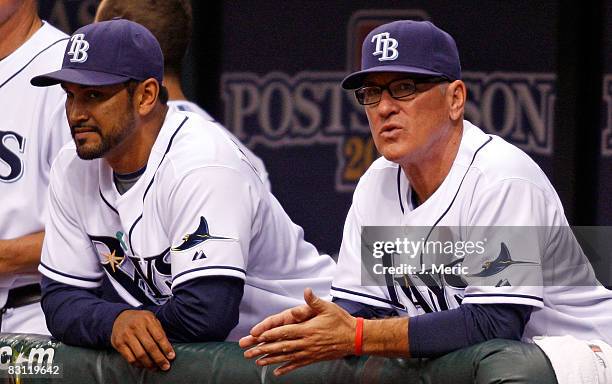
[380, 124, 402, 138]
[71, 126, 99, 142]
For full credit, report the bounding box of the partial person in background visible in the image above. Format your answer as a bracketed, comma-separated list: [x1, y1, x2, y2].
[0, 0, 70, 333]
[95, 0, 270, 190]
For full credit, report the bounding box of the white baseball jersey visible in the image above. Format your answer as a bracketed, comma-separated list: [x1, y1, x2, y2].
[40, 110, 335, 341]
[0, 21, 69, 322]
[168, 100, 271, 191]
[332, 120, 612, 344]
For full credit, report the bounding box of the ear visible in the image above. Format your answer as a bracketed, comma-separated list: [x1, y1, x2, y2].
[447, 80, 466, 121]
[134, 78, 161, 117]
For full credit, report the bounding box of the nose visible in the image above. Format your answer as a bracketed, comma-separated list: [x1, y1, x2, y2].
[374, 88, 400, 117]
[66, 97, 88, 126]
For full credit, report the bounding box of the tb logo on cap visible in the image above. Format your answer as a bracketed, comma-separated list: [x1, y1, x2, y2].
[67, 34, 89, 63]
[371, 32, 398, 61]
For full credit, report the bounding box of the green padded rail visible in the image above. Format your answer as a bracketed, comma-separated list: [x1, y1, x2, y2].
[0, 334, 557, 383]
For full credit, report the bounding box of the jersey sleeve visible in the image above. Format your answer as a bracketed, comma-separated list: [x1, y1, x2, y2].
[460, 179, 553, 307]
[331, 193, 396, 309]
[34, 88, 71, 230]
[164, 166, 256, 288]
[40, 88, 71, 169]
[39, 159, 104, 288]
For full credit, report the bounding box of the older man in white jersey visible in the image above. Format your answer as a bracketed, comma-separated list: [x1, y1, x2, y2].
[241, 20, 612, 384]
[0, 0, 70, 333]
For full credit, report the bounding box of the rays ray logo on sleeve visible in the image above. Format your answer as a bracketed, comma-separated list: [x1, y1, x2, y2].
[470, 242, 539, 278]
[172, 216, 234, 252]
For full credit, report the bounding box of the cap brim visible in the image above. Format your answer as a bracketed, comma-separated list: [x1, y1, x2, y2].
[30, 68, 131, 87]
[341, 65, 446, 89]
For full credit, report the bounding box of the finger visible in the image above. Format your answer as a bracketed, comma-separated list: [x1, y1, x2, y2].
[258, 323, 302, 343]
[126, 336, 156, 370]
[244, 339, 304, 359]
[243, 342, 265, 359]
[303, 287, 314, 302]
[239, 335, 260, 349]
[116, 343, 138, 366]
[273, 360, 313, 376]
[243, 342, 269, 360]
[148, 321, 175, 361]
[250, 306, 307, 337]
[256, 349, 309, 366]
[303, 288, 327, 313]
[138, 329, 171, 371]
[287, 303, 317, 323]
[249, 313, 284, 337]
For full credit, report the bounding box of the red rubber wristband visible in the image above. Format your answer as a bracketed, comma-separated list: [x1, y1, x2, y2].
[354, 317, 364, 355]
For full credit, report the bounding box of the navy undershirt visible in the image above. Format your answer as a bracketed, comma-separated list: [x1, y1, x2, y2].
[41, 275, 244, 347]
[333, 297, 533, 357]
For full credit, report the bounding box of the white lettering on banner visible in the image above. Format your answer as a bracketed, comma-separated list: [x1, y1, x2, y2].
[222, 71, 367, 145]
[222, 71, 558, 192]
[463, 72, 556, 155]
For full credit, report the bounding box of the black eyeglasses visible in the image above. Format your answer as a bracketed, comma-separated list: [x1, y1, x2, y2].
[354, 77, 448, 105]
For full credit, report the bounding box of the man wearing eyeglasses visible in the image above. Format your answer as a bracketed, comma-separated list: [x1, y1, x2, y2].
[241, 20, 612, 383]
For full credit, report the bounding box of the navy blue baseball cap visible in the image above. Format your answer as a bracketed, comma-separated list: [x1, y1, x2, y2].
[31, 18, 163, 87]
[341, 20, 461, 89]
